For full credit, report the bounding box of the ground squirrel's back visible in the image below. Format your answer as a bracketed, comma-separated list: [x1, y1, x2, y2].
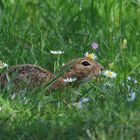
[0, 64, 54, 89]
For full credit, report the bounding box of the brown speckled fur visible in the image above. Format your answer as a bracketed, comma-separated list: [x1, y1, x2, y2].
[0, 57, 103, 94]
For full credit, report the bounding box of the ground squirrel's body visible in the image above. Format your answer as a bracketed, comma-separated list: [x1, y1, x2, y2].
[0, 57, 103, 93]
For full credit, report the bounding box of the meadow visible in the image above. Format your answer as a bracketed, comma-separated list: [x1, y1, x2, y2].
[0, 0, 140, 139]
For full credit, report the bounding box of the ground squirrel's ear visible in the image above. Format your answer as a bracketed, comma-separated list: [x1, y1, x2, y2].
[81, 60, 91, 66]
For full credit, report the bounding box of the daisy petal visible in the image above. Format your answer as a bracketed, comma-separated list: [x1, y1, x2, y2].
[63, 77, 77, 83]
[50, 50, 64, 55]
[127, 92, 136, 101]
[0, 61, 8, 68]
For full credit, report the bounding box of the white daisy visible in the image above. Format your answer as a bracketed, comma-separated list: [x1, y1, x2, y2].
[73, 102, 83, 109]
[84, 52, 97, 60]
[50, 50, 64, 55]
[11, 94, 16, 100]
[72, 98, 90, 109]
[133, 79, 138, 84]
[103, 70, 117, 78]
[127, 92, 136, 102]
[127, 76, 138, 84]
[63, 77, 77, 83]
[0, 61, 8, 68]
[80, 98, 90, 103]
[127, 76, 132, 80]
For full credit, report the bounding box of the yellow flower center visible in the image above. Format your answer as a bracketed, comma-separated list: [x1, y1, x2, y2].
[87, 54, 93, 59]
[108, 72, 113, 77]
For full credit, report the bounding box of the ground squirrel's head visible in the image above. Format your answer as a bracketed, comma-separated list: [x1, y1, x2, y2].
[61, 57, 104, 83]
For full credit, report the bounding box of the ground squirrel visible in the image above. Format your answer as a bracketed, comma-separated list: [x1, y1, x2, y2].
[0, 57, 103, 93]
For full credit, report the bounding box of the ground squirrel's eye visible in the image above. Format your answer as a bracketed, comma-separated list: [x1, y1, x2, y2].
[81, 61, 91, 66]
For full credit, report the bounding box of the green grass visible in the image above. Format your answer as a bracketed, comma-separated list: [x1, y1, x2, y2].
[0, 0, 140, 139]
